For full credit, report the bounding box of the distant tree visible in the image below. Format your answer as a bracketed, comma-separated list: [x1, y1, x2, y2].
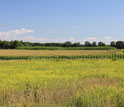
[0, 39, 119, 49]
[62, 41, 72, 47]
[56, 43, 63, 47]
[92, 41, 97, 46]
[110, 41, 116, 47]
[23, 42, 30, 46]
[11, 40, 24, 48]
[0, 41, 12, 49]
[0, 40, 2, 49]
[116, 41, 124, 49]
[84, 41, 91, 47]
[98, 42, 105, 46]
[73, 42, 81, 47]
[32, 42, 42, 46]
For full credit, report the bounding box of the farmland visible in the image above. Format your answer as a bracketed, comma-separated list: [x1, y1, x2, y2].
[0, 50, 124, 107]
[16, 46, 116, 50]
[0, 49, 121, 56]
[2, 0, 124, 106]
[0, 50, 123, 60]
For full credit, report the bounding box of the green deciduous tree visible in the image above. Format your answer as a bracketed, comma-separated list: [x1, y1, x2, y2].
[98, 42, 105, 46]
[92, 41, 97, 46]
[84, 41, 91, 47]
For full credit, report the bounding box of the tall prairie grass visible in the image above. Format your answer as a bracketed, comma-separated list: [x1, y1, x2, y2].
[0, 60, 124, 106]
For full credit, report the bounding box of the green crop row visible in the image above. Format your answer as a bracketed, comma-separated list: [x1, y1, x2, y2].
[0, 54, 124, 60]
[17, 46, 116, 50]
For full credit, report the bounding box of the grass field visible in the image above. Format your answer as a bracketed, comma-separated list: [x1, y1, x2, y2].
[1, 59, 124, 107]
[0, 49, 124, 107]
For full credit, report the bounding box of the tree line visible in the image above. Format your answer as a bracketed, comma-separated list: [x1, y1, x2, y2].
[0, 40, 124, 49]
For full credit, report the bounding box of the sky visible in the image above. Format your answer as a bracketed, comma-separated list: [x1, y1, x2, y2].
[0, 0, 124, 44]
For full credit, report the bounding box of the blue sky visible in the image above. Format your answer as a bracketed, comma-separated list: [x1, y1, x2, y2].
[0, 0, 124, 43]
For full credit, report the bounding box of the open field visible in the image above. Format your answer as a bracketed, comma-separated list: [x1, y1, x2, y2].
[0, 49, 124, 107]
[1, 59, 124, 107]
[0, 50, 122, 56]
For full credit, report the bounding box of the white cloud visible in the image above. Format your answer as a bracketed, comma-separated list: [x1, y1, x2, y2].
[52, 38, 66, 43]
[104, 36, 113, 43]
[111, 39, 118, 42]
[22, 36, 36, 41]
[0, 28, 34, 37]
[0, 28, 34, 41]
[0, 29, 75, 43]
[86, 37, 97, 40]
[104, 36, 112, 39]
[21, 36, 69, 43]
[20, 36, 46, 42]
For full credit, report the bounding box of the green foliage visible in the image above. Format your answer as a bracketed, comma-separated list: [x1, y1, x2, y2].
[0, 40, 24, 49]
[110, 41, 116, 47]
[92, 41, 97, 46]
[1, 39, 124, 49]
[73, 42, 82, 47]
[62, 41, 72, 47]
[116, 41, 124, 49]
[0, 53, 123, 60]
[98, 42, 106, 46]
[17, 46, 116, 50]
[84, 41, 92, 46]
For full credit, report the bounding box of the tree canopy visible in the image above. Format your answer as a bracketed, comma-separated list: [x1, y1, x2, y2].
[0, 40, 123, 49]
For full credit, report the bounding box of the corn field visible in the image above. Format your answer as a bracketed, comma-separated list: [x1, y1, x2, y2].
[0, 54, 124, 60]
[17, 46, 116, 50]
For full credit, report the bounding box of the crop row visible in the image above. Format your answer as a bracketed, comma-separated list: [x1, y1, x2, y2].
[0, 54, 124, 60]
[17, 46, 116, 50]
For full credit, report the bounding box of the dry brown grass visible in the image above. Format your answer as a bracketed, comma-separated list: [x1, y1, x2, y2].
[0, 87, 75, 106]
[82, 77, 118, 87]
[0, 50, 121, 56]
[0, 78, 119, 106]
